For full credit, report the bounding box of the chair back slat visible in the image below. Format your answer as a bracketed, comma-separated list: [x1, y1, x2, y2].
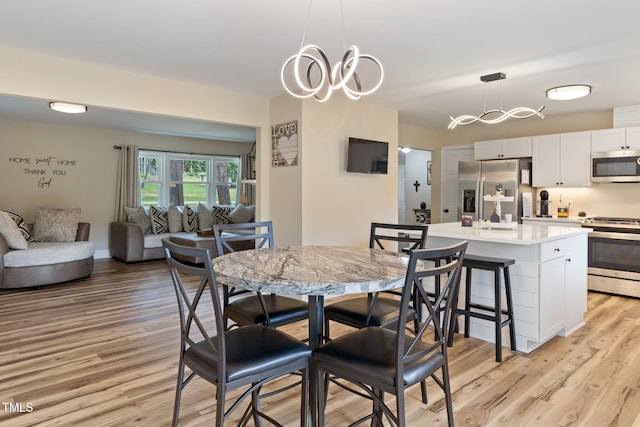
[369, 223, 429, 302]
[213, 221, 274, 256]
[212, 221, 275, 326]
[163, 238, 226, 373]
[369, 222, 428, 253]
[396, 241, 467, 377]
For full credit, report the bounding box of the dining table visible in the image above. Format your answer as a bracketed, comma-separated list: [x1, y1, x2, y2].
[212, 245, 413, 426]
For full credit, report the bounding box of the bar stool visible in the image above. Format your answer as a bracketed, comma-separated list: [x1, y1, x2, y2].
[451, 254, 517, 362]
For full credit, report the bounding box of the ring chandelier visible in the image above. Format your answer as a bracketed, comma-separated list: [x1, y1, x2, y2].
[280, 0, 383, 102]
[448, 72, 545, 129]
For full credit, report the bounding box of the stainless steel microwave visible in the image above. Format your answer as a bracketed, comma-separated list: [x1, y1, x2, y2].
[591, 150, 640, 183]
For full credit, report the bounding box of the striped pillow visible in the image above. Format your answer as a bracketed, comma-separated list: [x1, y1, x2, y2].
[213, 206, 232, 224]
[0, 211, 28, 250]
[7, 210, 33, 242]
[182, 205, 198, 232]
[150, 206, 169, 234]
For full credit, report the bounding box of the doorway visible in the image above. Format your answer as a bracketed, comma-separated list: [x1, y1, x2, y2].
[398, 148, 432, 225]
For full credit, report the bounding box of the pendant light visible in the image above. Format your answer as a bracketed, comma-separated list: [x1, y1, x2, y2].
[448, 73, 545, 129]
[280, 0, 384, 102]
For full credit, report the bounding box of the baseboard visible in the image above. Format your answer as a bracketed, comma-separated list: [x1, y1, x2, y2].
[95, 249, 110, 259]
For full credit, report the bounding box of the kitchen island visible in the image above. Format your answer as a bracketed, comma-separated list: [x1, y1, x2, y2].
[425, 221, 591, 353]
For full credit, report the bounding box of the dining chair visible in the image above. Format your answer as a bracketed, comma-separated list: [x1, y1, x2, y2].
[162, 238, 311, 427]
[323, 223, 429, 336]
[212, 221, 309, 330]
[315, 241, 468, 427]
[322, 222, 429, 400]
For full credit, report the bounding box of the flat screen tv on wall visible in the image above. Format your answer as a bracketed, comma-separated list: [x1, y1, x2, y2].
[347, 137, 389, 174]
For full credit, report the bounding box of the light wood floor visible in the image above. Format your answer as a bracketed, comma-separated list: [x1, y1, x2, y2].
[1, 259, 639, 426]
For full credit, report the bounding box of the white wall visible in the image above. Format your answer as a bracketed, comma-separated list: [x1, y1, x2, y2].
[297, 97, 398, 248]
[269, 94, 399, 247]
[399, 150, 432, 224]
[269, 95, 303, 246]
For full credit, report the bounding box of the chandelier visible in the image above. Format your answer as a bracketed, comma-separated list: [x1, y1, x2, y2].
[280, 0, 384, 102]
[448, 72, 545, 129]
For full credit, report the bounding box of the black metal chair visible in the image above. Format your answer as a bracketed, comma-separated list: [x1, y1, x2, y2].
[212, 221, 309, 330]
[162, 238, 311, 427]
[323, 222, 429, 335]
[322, 222, 429, 400]
[315, 241, 468, 427]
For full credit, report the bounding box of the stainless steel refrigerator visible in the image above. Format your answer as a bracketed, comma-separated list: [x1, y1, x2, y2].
[458, 158, 533, 222]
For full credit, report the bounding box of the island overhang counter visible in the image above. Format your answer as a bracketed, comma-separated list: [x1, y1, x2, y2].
[424, 222, 591, 354]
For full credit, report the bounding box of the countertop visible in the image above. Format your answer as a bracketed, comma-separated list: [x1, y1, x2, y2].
[522, 216, 585, 224]
[427, 221, 590, 246]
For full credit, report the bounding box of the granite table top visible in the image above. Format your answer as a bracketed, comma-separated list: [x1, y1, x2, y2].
[212, 245, 411, 296]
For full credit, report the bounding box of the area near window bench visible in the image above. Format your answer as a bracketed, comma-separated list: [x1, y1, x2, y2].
[109, 202, 255, 263]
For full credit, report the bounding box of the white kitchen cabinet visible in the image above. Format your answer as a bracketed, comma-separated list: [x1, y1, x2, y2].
[539, 255, 566, 341]
[474, 136, 532, 160]
[563, 234, 588, 335]
[626, 127, 640, 150]
[592, 127, 640, 152]
[538, 240, 569, 341]
[532, 131, 591, 187]
[591, 128, 626, 152]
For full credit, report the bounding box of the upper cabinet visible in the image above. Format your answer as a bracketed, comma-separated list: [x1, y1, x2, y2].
[591, 128, 626, 152]
[532, 131, 591, 187]
[592, 127, 640, 152]
[625, 127, 640, 150]
[474, 136, 532, 160]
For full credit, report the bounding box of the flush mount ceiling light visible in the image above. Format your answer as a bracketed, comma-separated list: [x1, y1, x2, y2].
[546, 84, 591, 101]
[399, 147, 411, 153]
[448, 72, 545, 130]
[280, 0, 384, 102]
[49, 101, 87, 114]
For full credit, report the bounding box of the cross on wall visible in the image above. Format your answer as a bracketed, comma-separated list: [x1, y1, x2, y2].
[413, 180, 421, 192]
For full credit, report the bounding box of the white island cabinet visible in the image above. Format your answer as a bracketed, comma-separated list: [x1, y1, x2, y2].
[425, 222, 590, 353]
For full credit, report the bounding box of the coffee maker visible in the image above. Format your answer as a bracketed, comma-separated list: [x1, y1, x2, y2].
[539, 190, 550, 217]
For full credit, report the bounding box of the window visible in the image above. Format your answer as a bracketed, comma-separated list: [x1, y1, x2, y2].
[139, 151, 241, 207]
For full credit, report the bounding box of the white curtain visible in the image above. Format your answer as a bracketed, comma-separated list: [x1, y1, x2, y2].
[114, 145, 140, 221]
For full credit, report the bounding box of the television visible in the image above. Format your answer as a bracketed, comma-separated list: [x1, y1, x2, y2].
[347, 137, 389, 174]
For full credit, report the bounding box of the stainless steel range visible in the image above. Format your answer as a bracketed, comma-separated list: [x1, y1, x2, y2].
[581, 217, 640, 298]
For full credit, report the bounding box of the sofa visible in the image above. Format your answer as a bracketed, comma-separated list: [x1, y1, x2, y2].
[0, 208, 95, 289]
[109, 203, 255, 263]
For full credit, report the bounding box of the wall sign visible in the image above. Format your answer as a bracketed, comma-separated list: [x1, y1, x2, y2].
[7, 155, 77, 190]
[272, 120, 298, 167]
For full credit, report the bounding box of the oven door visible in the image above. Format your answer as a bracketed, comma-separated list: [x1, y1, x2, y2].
[588, 230, 640, 281]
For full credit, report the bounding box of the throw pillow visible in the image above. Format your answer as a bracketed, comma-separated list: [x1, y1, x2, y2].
[227, 204, 254, 224]
[124, 207, 139, 223]
[150, 205, 169, 234]
[0, 211, 29, 250]
[167, 204, 183, 233]
[7, 210, 33, 241]
[124, 206, 151, 234]
[182, 205, 198, 232]
[197, 202, 214, 230]
[33, 207, 81, 242]
[213, 206, 232, 224]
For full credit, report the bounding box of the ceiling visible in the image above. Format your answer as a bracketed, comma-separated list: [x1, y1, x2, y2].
[1, 0, 639, 138]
